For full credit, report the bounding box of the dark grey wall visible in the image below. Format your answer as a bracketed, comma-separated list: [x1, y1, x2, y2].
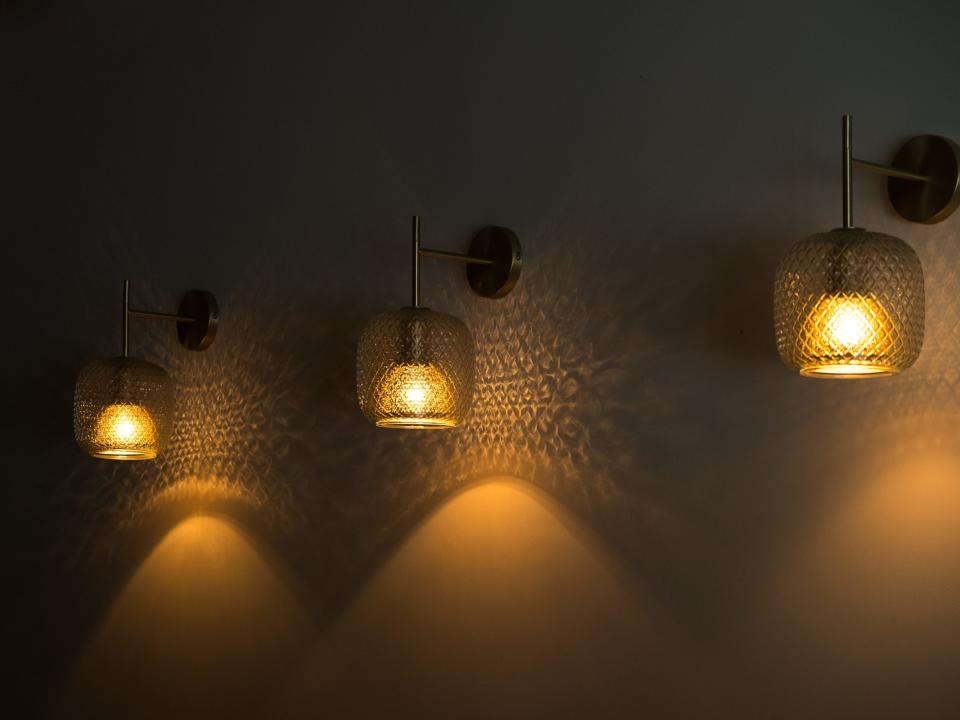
[5, 1, 960, 717]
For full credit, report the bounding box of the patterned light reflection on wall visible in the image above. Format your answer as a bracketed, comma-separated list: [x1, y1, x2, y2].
[359, 229, 639, 512]
[114, 288, 307, 531]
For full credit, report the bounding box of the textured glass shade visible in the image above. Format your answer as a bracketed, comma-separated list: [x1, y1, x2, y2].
[74, 357, 174, 459]
[357, 307, 474, 428]
[774, 228, 924, 378]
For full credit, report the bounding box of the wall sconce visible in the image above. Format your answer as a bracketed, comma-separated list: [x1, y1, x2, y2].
[74, 280, 219, 460]
[357, 216, 522, 428]
[774, 115, 960, 378]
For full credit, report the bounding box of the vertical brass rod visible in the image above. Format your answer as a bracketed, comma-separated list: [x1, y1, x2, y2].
[122, 279, 130, 358]
[842, 114, 853, 229]
[412, 215, 421, 308]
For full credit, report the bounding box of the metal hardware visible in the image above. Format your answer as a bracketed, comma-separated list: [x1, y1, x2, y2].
[466, 226, 522, 298]
[412, 215, 421, 308]
[408, 215, 522, 302]
[122, 279, 130, 357]
[121, 280, 219, 354]
[887, 135, 960, 224]
[841, 114, 960, 225]
[843, 115, 853, 229]
[851, 158, 928, 183]
[128, 310, 197, 323]
[176, 291, 219, 351]
[420, 248, 494, 265]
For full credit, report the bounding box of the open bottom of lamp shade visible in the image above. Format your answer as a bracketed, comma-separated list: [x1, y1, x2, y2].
[800, 362, 898, 378]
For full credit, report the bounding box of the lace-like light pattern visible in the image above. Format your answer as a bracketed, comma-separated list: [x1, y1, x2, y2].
[775, 229, 924, 378]
[357, 307, 475, 428]
[74, 357, 174, 459]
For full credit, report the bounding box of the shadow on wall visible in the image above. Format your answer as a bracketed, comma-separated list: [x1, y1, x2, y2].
[61, 219, 660, 535]
[44, 261, 372, 711]
[323, 222, 657, 514]
[50, 219, 681, 662]
[294, 219, 733, 622]
[48, 218, 728, 717]
[55, 268, 372, 596]
[53, 236, 329, 563]
[55, 514, 314, 720]
[275, 479, 709, 720]
[54, 480, 712, 720]
[737, 222, 960, 717]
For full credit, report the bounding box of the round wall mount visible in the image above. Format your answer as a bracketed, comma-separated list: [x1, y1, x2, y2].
[888, 134, 960, 224]
[177, 290, 219, 351]
[466, 226, 522, 298]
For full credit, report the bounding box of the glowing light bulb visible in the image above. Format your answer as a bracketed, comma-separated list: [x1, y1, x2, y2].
[775, 228, 924, 379]
[825, 297, 875, 351]
[375, 363, 455, 428]
[799, 293, 896, 377]
[93, 403, 158, 459]
[403, 382, 428, 411]
[357, 307, 474, 429]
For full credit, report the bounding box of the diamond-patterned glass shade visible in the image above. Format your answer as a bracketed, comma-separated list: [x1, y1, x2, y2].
[774, 228, 924, 377]
[74, 357, 174, 459]
[357, 307, 475, 428]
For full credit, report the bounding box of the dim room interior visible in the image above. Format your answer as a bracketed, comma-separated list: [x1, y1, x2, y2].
[5, 1, 960, 718]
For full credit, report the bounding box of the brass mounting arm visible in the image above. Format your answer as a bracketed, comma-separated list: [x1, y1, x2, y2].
[840, 114, 960, 227]
[409, 215, 522, 306]
[851, 158, 928, 183]
[121, 280, 219, 356]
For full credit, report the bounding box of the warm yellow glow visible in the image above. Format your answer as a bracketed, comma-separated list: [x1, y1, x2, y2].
[799, 294, 897, 377]
[759, 452, 960, 698]
[276, 480, 676, 717]
[137, 476, 264, 518]
[93, 403, 158, 459]
[59, 516, 312, 718]
[375, 363, 456, 428]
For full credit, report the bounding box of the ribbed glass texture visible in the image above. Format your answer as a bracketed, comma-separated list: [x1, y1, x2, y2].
[774, 228, 924, 378]
[74, 357, 174, 459]
[357, 307, 475, 428]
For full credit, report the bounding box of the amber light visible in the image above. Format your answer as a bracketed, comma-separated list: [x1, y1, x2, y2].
[357, 307, 474, 429]
[374, 362, 456, 429]
[774, 229, 924, 379]
[772, 116, 948, 379]
[73, 281, 219, 460]
[356, 216, 520, 429]
[92, 403, 159, 459]
[798, 294, 897, 377]
[74, 357, 174, 460]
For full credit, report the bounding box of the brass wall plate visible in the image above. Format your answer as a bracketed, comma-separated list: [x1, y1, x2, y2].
[177, 290, 219, 351]
[888, 135, 960, 224]
[466, 226, 522, 298]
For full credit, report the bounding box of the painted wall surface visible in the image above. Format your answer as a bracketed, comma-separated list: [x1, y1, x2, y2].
[4, 1, 960, 717]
